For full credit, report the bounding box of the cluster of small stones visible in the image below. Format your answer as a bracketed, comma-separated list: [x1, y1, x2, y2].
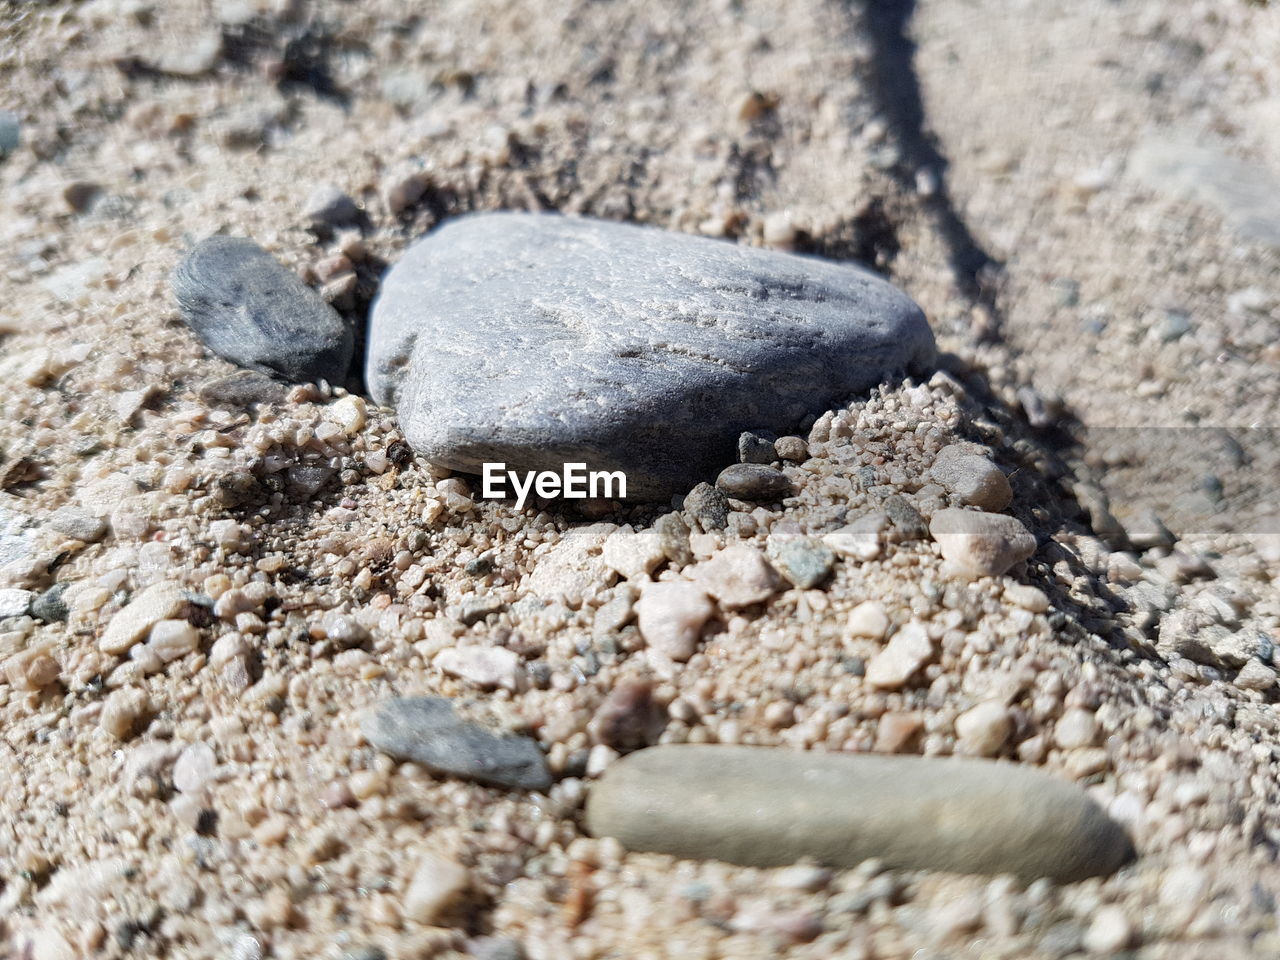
[1, 333, 1278, 956]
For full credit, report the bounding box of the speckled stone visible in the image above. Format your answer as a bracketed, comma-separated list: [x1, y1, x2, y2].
[586, 745, 1134, 881]
[367, 213, 934, 500]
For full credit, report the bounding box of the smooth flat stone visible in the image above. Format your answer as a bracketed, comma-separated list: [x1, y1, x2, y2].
[362, 696, 552, 792]
[172, 236, 353, 384]
[585, 745, 1134, 882]
[367, 213, 934, 500]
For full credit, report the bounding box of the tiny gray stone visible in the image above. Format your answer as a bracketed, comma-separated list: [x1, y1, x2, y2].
[304, 184, 363, 231]
[31, 584, 68, 623]
[0, 110, 19, 158]
[586, 745, 1134, 882]
[172, 236, 354, 385]
[367, 214, 934, 500]
[63, 181, 102, 214]
[716, 463, 793, 502]
[684, 482, 729, 532]
[459, 595, 504, 626]
[772, 538, 835, 589]
[198, 370, 288, 408]
[467, 937, 525, 960]
[363, 696, 552, 791]
[883, 495, 928, 540]
[49, 506, 108, 544]
[1158, 309, 1192, 342]
[0, 588, 33, 619]
[653, 512, 693, 567]
[737, 431, 777, 464]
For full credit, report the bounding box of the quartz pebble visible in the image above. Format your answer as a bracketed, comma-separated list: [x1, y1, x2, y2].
[1083, 906, 1134, 953]
[0, 588, 33, 619]
[366, 213, 933, 499]
[404, 852, 469, 924]
[693, 545, 781, 609]
[824, 513, 888, 561]
[99, 582, 189, 655]
[955, 700, 1013, 756]
[147, 619, 200, 662]
[435, 646, 525, 691]
[601, 529, 666, 581]
[848, 601, 890, 640]
[930, 445, 1012, 511]
[929, 508, 1037, 578]
[774, 436, 808, 462]
[716, 463, 793, 502]
[100, 688, 150, 739]
[864, 621, 935, 689]
[586, 745, 1134, 881]
[1054, 708, 1099, 749]
[172, 236, 353, 385]
[173, 742, 217, 793]
[635, 582, 715, 662]
[362, 696, 552, 791]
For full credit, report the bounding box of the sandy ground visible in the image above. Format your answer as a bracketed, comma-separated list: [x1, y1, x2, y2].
[1, 0, 1279, 957]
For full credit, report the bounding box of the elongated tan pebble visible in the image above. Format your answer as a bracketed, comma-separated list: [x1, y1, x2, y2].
[586, 745, 1134, 882]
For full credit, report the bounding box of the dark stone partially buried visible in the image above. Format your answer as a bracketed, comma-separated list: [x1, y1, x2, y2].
[362, 696, 552, 792]
[367, 213, 935, 500]
[173, 236, 353, 385]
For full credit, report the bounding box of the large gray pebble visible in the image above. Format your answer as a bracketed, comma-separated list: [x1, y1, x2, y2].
[172, 236, 353, 384]
[367, 214, 934, 500]
[362, 696, 552, 792]
[586, 745, 1134, 882]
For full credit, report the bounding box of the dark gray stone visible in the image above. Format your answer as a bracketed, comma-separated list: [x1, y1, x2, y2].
[363, 696, 552, 791]
[586, 745, 1135, 882]
[198, 370, 288, 408]
[367, 214, 933, 500]
[683, 482, 728, 532]
[172, 236, 353, 384]
[31, 584, 68, 623]
[883, 495, 928, 541]
[716, 463, 793, 502]
[737, 431, 777, 464]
